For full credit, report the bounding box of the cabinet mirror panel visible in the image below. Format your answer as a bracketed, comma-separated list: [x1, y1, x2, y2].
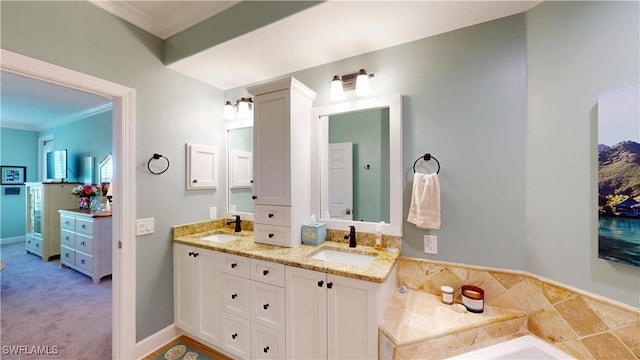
[227, 126, 254, 215]
[311, 95, 403, 236]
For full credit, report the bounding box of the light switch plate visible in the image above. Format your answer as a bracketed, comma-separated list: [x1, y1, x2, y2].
[424, 235, 437, 254]
[136, 218, 154, 235]
[210, 207, 217, 219]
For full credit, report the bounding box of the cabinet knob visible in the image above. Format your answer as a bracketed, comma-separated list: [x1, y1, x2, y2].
[65, 253, 69, 258]
[268, 213, 274, 218]
[65, 221, 70, 225]
[231, 263, 237, 268]
[193, 252, 199, 257]
[263, 303, 269, 310]
[327, 282, 333, 289]
[263, 346, 269, 353]
[263, 270, 269, 276]
[81, 259, 85, 264]
[231, 293, 238, 299]
[65, 236, 70, 240]
[317, 280, 324, 287]
[232, 333, 238, 339]
[193, 179, 198, 183]
[252, 195, 257, 200]
[81, 224, 86, 229]
[81, 241, 85, 246]
[268, 233, 274, 238]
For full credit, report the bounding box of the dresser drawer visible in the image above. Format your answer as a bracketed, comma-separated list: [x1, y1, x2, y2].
[26, 235, 42, 253]
[61, 246, 75, 265]
[253, 224, 291, 247]
[60, 215, 75, 231]
[221, 253, 251, 278]
[254, 205, 291, 227]
[75, 234, 93, 254]
[222, 274, 251, 319]
[251, 323, 285, 360]
[251, 281, 285, 332]
[75, 252, 93, 272]
[61, 230, 76, 249]
[75, 218, 93, 236]
[251, 259, 285, 287]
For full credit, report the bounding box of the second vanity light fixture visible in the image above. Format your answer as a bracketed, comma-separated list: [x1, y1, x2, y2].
[223, 97, 253, 120]
[330, 68, 374, 101]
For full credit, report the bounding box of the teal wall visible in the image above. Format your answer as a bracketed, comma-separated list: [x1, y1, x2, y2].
[0, 128, 38, 239]
[329, 108, 389, 222]
[39, 110, 113, 183]
[1, 1, 224, 341]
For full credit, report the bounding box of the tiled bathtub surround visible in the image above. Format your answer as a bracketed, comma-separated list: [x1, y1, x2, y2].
[391, 257, 640, 359]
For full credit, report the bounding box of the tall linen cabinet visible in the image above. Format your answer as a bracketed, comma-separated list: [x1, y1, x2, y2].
[247, 77, 316, 247]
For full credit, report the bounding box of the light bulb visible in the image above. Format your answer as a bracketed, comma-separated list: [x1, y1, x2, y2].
[238, 98, 250, 117]
[355, 69, 371, 96]
[330, 75, 344, 101]
[223, 101, 235, 120]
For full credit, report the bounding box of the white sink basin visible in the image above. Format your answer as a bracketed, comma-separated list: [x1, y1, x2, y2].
[201, 234, 240, 243]
[309, 249, 376, 267]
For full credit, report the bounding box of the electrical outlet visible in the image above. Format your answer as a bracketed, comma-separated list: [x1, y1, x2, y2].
[209, 207, 217, 219]
[424, 235, 437, 254]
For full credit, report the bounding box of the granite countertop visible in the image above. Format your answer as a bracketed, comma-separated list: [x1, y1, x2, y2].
[172, 222, 399, 283]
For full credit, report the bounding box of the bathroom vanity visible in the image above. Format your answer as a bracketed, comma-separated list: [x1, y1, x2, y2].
[172, 223, 398, 360]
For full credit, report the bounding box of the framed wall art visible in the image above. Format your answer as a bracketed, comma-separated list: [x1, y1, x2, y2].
[1, 166, 26, 185]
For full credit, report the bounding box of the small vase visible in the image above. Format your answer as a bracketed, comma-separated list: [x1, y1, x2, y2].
[78, 197, 90, 210]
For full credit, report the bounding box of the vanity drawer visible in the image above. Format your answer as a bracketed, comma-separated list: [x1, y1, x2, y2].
[61, 230, 76, 248]
[253, 224, 291, 248]
[76, 234, 93, 254]
[61, 246, 75, 265]
[222, 274, 251, 319]
[221, 253, 251, 278]
[60, 215, 75, 231]
[221, 312, 251, 359]
[254, 205, 291, 227]
[251, 259, 285, 287]
[251, 281, 285, 332]
[251, 323, 285, 360]
[75, 218, 94, 236]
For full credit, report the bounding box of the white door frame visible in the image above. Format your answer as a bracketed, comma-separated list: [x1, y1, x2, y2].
[1, 49, 137, 359]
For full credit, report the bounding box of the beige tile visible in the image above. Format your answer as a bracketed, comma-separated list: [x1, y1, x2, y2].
[507, 279, 551, 314]
[555, 338, 596, 360]
[412, 341, 440, 360]
[424, 267, 465, 296]
[428, 334, 466, 355]
[581, 332, 636, 360]
[379, 332, 396, 360]
[394, 343, 420, 360]
[584, 296, 640, 329]
[397, 260, 429, 290]
[555, 296, 609, 337]
[528, 306, 578, 343]
[529, 277, 576, 305]
[455, 328, 493, 347]
[488, 270, 526, 290]
[614, 323, 640, 359]
[463, 270, 508, 305]
[483, 317, 526, 339]
[489, 292, 526, 312]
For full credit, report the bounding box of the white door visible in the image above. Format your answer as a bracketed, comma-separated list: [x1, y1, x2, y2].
[39, 135, 54, 182]
[328, 142, 353, 220]
[285, 266, 327, 359]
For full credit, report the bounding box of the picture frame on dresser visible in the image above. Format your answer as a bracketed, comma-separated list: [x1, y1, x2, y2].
[1, 165, 26, 185]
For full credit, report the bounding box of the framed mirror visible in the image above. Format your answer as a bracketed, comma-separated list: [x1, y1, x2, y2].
[224, 118, 254, 220]
[311, 94, 402, 236]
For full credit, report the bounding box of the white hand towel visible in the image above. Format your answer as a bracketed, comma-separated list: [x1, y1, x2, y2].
[407, 172, 441, 229]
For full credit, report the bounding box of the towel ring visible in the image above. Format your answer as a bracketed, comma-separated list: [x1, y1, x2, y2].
[147, 153, 170, 175]
[413, 153, 440, 174]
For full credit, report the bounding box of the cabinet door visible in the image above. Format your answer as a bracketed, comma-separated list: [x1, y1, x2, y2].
[285, 266, 327, 359]
[186, 143, 219, 189]
[173, 244, 199, 334]
[327, 274, 378, 360]
[198, 249, 221, 346]
[253, 90, 291, 206]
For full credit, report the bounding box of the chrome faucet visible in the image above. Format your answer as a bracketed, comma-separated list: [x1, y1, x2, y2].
[344, 225, 357, 248]
[227, 215, 242, 232]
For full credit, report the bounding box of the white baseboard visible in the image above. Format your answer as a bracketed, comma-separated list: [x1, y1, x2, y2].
[135, 323, 182, 360]
[1, 236, 25, 246]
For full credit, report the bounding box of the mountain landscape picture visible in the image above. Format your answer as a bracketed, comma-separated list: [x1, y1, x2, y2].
[598, 85, 640, 267]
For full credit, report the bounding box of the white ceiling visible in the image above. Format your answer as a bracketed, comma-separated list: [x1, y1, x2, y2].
[1, 0, 541, 130]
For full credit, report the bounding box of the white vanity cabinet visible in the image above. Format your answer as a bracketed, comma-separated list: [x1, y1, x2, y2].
[59, 210, 112, 284]
[285, 265, 396, 360]
[220, 254, 286, 359]
[173, 243, 221, 347]
[248, 77, 316, 247]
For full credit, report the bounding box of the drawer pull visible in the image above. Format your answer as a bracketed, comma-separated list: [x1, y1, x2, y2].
[65, 236, 70, 241]
[231, 293, 238, 299]
[65, 221, 70, 225]
[263, 303, 269, 310]
[231, 263, 237, 268]
[232, 333, 238, 339]
[81, 224, 86, 229]
[268, 233, 274, 238]
[317, 280, 324, 287]
[268, 213, 274, 218]
[252, 195, 257, 200]
[81, 241, 85, 246]
[262, 270, 269, 276]
[263, 346, 270, 353]
[65, 253, 69, 258]
[327, 282, 333, 289]
[81, 259, 85, 264]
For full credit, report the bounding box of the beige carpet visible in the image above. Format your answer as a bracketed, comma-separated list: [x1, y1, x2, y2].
[1, 242, 112, 359]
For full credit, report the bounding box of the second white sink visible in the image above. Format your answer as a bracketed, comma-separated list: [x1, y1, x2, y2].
[201, 234, 240, 243]
[310, 249, 376, 267]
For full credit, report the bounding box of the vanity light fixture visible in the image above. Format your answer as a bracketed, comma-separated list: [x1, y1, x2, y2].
[222, 97, 253, 120]
[330, 68, 374, 100]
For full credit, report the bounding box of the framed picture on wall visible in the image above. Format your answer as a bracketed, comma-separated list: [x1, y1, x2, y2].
[1, 166, 26, 185]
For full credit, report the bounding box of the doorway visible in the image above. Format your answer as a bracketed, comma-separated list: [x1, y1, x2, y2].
[1, 49, 136, 359]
